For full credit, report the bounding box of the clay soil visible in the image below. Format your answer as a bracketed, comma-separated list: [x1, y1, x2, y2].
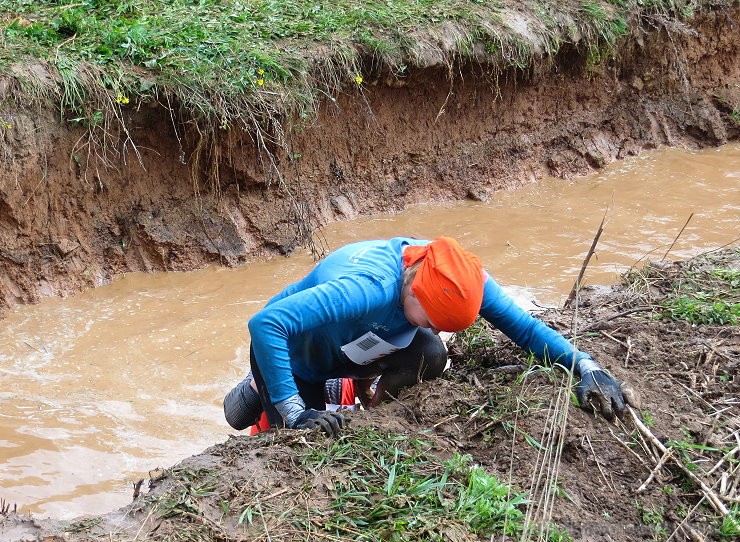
[0, 7, 739, 317]
[1, 4, 739, 542]
[1, 251, 737, 542]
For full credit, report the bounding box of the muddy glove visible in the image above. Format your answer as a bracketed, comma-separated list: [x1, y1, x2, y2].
[575, 358, 635, 421]
[276, 393, 346, 437]
[293, 409, 346, 437]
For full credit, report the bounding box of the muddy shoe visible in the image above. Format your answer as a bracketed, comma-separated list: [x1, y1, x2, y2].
[223, 372, 263, 430]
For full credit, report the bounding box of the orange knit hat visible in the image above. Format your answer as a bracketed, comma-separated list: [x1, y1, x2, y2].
[402, 237, 484, 332]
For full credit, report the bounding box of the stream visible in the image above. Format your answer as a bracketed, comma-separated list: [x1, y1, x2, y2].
[1, 143, 738, 519]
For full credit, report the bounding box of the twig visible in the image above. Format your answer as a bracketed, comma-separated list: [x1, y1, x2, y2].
[433, 413, 459, 429]
[599, 330, 629, 348]
[701, 342, 735, 364]
[707, 446, 740, 476]
[564, 306, 652, 336]
[636, 448, 674, 493]
[585, 434, 616, 493]
[607, 426, 651, 469]
[467, 418, 499, 439]
[679, 523, 706, 542]
[618, 416, 660, 463]
[666, 494, 707, 542]
[384, 392, 418, 422]
[564, 212, 606, 308]
[628, 407, 729, 515]
[23, 340, 41, 352]
[624, 337, 633, 367]
[256, 497, 272, 542]
[661, 213, 694, 262]
[461, 403, 487, 430]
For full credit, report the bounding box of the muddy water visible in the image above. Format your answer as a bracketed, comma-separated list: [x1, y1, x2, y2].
[1, 144, 738, 519]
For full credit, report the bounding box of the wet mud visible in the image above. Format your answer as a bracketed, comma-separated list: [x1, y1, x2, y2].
[1, 249, 737, 541]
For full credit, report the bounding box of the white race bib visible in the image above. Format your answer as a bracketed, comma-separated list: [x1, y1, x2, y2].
[341, 328, 418, 365]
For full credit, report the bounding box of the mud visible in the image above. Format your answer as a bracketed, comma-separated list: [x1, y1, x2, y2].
[1, 250, 737, 541]
[0, 7, 739, 316]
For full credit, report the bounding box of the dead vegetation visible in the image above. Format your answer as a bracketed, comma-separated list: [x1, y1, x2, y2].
[1, 248, 737, 541]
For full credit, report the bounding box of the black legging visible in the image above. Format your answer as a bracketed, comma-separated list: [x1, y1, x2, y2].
[251, 327, 447, 427]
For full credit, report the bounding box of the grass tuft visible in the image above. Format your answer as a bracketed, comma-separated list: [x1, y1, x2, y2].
[622, 248, 740, 325]
[299, 427, 529, 540]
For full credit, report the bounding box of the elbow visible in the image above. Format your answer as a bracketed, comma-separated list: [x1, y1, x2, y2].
[247, 312, 264, 337]
[248, 309, 288, 342]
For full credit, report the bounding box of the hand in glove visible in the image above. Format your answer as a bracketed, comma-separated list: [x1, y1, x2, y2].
[293, 409, 346, 437]
[576, 359, 640, 421]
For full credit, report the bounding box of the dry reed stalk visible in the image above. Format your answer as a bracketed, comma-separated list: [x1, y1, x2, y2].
[627, 407, 729, 516]
[564, 213, 606, 308]
[661, 213, 694, 262]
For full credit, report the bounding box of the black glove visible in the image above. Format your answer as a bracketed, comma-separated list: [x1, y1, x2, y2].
[576, 370, 628, 421]
[292, 409, 346, 437]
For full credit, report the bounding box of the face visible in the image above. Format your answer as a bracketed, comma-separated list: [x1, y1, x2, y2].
[403, 290, 441, 334]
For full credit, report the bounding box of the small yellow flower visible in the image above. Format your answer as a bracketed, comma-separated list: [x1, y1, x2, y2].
[116, 93, 130, 105]
[257, 68, 265, 75]
[355, 74, 363, 85]
[257, 78, 264, 86]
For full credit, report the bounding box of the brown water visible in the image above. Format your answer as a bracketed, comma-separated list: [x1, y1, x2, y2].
[1, 144, 738, 519]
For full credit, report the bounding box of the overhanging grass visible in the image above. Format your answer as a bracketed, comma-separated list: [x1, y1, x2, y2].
[0, 0, 711, 130]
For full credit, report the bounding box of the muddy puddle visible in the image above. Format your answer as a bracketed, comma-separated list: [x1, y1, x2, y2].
[1, 143, 738, 519]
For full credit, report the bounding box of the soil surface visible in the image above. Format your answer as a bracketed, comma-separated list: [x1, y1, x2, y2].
[1, 4, 739, 542]
[1, 251, 737, 541]
[0, 6, 739, 317]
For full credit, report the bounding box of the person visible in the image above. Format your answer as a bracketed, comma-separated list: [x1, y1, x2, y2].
[224, 236, 634, 437]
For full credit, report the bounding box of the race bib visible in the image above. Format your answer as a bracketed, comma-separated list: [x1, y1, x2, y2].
[341, 328, 418, 365]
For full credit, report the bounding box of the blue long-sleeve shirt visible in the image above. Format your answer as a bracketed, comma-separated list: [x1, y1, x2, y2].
[248, 237, 590, 404]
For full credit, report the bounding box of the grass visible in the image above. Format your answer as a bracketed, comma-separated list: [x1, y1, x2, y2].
[138, 427, 574, 541]
[717, 506, 740, 539]
[449, 324, 581, 542]
[636, 500, 668, 541]
[299, 428, 529, 540]
[660, 255, 740, 325]
[0, 1, 713, 137]
[623, 248, 740, 325]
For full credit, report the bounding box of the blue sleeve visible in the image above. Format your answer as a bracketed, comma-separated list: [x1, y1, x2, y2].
[248, 274, 390, 404]
[478, 273, 591, 369]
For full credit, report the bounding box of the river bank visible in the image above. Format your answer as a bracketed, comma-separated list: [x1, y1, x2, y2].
[1, 248, 737, 541]
[1, 1, 739, 316]
[1, 1, 739, 538]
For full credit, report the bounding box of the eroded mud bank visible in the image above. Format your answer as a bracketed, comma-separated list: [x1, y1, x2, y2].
[0, 8, 738, 316]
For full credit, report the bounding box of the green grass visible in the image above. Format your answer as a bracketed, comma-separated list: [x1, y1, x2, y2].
[717, 506, 740, 540]
[636, 501, 668, 541]
[140, 426, 570, 541]
[299, 428, 530, 540]
[0, 0, 709, 131]
[660, 257, 740, 325]
[623, 249, 740, 325]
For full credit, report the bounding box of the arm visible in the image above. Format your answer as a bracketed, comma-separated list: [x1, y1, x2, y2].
[478, 273, 635, 420]
[478, 273, 589, 370]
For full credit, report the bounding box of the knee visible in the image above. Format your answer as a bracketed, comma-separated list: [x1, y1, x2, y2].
[416, 329, 447, 379]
